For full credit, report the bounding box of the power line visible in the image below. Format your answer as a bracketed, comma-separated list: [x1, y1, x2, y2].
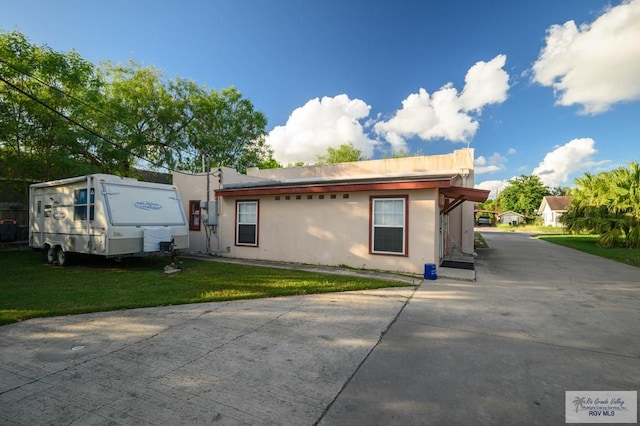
[0, 73, 170, 172]
[0, 57, 197, 172]
[0, 57, 123, 125]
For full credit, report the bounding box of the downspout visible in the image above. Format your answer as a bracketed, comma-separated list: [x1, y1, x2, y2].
[206, 167, 210, 253]
[460, 171, 468, 251]
[214, 168, 222, 254]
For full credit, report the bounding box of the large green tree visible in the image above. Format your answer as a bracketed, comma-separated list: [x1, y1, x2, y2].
[181, 85, 270, 173]
[95, 62, 187, 174]
[0, 30, 105, 184]
[98, 62, 270, 174]
[564, 163, 640, 248]
[1, 30, 271, 188]
[497, 175, 549, 218]
[316, 142, 364, 164]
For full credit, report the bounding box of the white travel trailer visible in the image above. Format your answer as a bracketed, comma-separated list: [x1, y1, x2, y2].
[29, 174, 189, 265]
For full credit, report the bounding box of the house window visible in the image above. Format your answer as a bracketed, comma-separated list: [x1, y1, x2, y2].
[370, 196, 407, 255]
[189, 200, 201, 231]
[236, 200, 258, 246]
[74, 189, 95, 221]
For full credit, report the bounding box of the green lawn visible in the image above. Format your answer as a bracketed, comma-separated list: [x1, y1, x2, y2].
[496, 223, 563, 233]
[0, 251, 410, 325]
[536, 234, 640, 268]
[474, 232, 489, 249]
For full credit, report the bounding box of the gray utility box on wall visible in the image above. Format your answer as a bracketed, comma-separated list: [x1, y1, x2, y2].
[206, 200, 218, 225]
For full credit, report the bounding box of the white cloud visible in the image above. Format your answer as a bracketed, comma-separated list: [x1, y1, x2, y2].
[373, 86, 475, 150]
[475, 152, 507, 174]
[374, 55, 509, 149]
[266, 95, 376, 164]
[532, 138, 606, 187]
[532, 0, 640, 114]
[507, 147, 516, 155]
[459, 54, 510, 111]
[475, 179, 511, 199]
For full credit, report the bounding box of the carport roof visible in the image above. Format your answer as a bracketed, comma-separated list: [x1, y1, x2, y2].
[439, 186, 490, 214]
[440, 186, 490, 203]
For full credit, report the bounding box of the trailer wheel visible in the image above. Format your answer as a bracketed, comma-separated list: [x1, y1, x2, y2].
[45, 246, 57, 264]
[56, 248, 71, 266]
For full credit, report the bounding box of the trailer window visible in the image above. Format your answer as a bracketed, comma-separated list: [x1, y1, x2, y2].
[74, 189, 95, 221]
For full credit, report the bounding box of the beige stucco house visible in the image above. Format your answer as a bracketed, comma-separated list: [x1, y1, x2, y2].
[173, 148, 488, 275]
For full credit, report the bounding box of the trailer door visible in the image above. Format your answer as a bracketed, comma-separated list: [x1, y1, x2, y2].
[31, 189, 45, 247]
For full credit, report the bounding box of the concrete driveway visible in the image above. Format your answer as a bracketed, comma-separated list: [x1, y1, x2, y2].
[321, 231, 640, 424]
[1, 232, 638, 425]
[0, 286, 415, 425]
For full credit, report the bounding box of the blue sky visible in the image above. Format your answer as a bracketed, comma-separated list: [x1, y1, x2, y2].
[2, 0, 640, 195]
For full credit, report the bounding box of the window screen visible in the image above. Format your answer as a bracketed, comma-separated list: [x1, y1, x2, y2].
[371, 198, 406, 254]
[236, 201, 258, 245]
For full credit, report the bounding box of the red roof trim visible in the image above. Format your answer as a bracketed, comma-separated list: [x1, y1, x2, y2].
[439, 186, 490, 215]
[216, 179, 452, 197]
[440, 186, 490, 203]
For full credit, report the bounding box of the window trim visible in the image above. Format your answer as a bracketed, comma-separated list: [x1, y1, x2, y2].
[235, 200, 259, 247]
[369, 195, 408, 256]
[189, 200, 201, 231]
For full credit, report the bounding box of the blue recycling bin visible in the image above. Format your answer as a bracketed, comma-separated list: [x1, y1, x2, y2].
[424, 263, 437, 280]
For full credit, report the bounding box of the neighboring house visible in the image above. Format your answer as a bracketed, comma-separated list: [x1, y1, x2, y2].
[538, 196, 572, 227]
[497, 211, 525, 226]
[173, 148, 489, 275]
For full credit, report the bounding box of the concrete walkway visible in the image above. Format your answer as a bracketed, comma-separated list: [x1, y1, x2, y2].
[1, 232, 638, 425]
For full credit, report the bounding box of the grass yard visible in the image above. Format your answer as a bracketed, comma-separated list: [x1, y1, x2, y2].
[496, 223, 562, 233]
[474, 232, 489, 249]
[536, 234, 640, 268]
[0, 251, 410, 325]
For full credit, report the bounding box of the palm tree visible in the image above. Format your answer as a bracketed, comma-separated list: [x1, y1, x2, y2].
[564, 163, 640, 248]
[609, 162, 640, 247]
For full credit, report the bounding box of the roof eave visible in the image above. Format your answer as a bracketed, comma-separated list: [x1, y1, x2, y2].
[215, 178, 454, 197]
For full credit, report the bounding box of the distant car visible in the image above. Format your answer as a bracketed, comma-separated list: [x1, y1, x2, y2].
[477, 216, 492, 226]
